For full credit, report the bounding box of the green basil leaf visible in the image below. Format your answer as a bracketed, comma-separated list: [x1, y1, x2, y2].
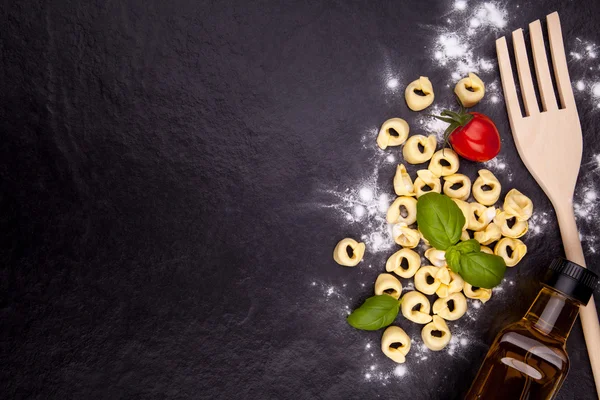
[416, 193, 465, 250]
[451, 239, 481, 255]
[445, 247, 461, 271]
[453, 252, 507, 289]
[347, 295, 400, 331]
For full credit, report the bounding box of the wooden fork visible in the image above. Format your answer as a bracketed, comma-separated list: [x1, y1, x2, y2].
[496, 11, 600, 393]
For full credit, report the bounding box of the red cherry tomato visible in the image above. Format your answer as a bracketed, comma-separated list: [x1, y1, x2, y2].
[448, 112, 501, 162]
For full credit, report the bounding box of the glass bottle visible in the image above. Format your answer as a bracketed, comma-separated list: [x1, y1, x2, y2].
[465, 258, 599, 400]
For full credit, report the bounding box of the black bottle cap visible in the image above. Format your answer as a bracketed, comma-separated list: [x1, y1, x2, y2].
[543, 258, 599, 304]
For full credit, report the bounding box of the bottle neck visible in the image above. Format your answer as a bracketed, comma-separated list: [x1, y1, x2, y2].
[524, 286, 582, 342]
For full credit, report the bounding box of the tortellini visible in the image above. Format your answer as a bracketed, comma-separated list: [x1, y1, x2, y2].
[443, 174, 471, 201]
[454, 72, 485, 107]
[452, 198, 470, 230]
[463, 283, 492, 303]
[495, 237, 527, 267]
[386, 248, 421, 278]
[472, 169, 501, 206]
[435, 266, 464, 298]
[403, 135, 437, 164]
[433, 292, 468, 321]
[401, 291, 433, 324]
[386, 196, 418, 225]
[480, 245, 494, 254]
[374, 273, 403, 300]
[419, 229, 431, 247]
[474, 222, 502, 245]
[333, 238, 365, 267]
[392, 223, 421, 248]
[422, 315, 452, 351]
[468, 202, 497, 232]
[424, 248, 446, 267]
[393, 164, 415, 196]
[377, 118, 410, 150]
[414, 266, 441, 295]
[414, 169, 442, 198]
[460, 230, 471, 241]
[428, 149, 460, 177]
[381, 326, 411, 363]
[405, 76, 435, 111]
[503, 189, 533, 221]
[494, 211, 528, 238]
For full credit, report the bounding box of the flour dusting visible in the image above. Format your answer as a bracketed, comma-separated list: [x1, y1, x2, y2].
[429, 1, 508, 90]
[318, 157, 395, 253]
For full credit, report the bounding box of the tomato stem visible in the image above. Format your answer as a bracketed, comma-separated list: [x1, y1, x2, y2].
[431, 107, 475, 150]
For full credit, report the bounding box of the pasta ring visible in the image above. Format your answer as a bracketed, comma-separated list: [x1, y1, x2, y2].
[503, 189, 533, 221]
[494, 237, 527, 267]
[435, 267, 464, 298]
[421, 315, 451, 351]
[452, 198, 470, 230]
[433, 292, 468, 321]
[419, 229, 431, 247]
[377, 118, 410, 150]
[414, 169, 442, 198]
[392, 223, 421, 248]
[405, 76, 435, 111]
[480, 245, 493, 254]
[472, 169, 501, 206]
[494, 211, 528, 238]
[333, 238, 365, 267]
[393, 164, 415, 196]
[381, 326, 411, 363]
[374, 273, 403, 299]
[463, 283, 492, 303]
[468, 202, 497, 232]
[474, 222, 502, 245]
[403, 135, 438, 164]
[386, 196, 418, 225]
[401, 291, 433, 324]
[428, 149, 460, 177]
[460, 230, 471, 241]
[386, 248, 421, 278]
[414, 266, 441, 295]
[454, 73, 485, 107]
[424, 248, 446, 267]
[443, 174, 471, 201]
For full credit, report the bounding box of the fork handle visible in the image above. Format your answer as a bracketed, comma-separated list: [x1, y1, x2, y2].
[555, 202, 600, 394]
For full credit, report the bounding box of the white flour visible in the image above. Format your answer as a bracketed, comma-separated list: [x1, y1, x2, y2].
[527, 211, 551, 237]
[483, 154, 512, 181]
[317, 151, 395, 253]
[429, 2, 507, 83]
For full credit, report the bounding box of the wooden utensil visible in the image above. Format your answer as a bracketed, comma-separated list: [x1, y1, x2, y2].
[496, 11, 600, 394]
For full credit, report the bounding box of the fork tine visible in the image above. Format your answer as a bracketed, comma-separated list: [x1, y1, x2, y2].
[496, 37, 523, 121]
[512, 29, 540, 116]
[547, 12, 576, 110]
[529, 20, 559, 111]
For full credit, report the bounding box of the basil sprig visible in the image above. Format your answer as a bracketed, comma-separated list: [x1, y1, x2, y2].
[417, 193, 506, 289]
[347, 295, 400, 331]
[416, 193, 465, 250]
[447, 250, 507, 288]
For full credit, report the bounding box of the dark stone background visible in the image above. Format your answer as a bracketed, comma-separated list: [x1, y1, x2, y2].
[1, 0, 599, 399]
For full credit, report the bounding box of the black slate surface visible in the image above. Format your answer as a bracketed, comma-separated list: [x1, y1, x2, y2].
[2, 1, 600, 399]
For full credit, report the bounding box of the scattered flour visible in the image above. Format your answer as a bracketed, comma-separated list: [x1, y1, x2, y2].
[483, 155, 513, 181]
[528, 211, 552, 237]
[318, 154, 395, 253]
[428, 1, 508, 87]
[570, 38, 600, 108]
[573, 164, 600, 254]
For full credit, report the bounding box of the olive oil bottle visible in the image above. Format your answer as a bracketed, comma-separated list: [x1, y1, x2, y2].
[465, 258, 599, 399]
